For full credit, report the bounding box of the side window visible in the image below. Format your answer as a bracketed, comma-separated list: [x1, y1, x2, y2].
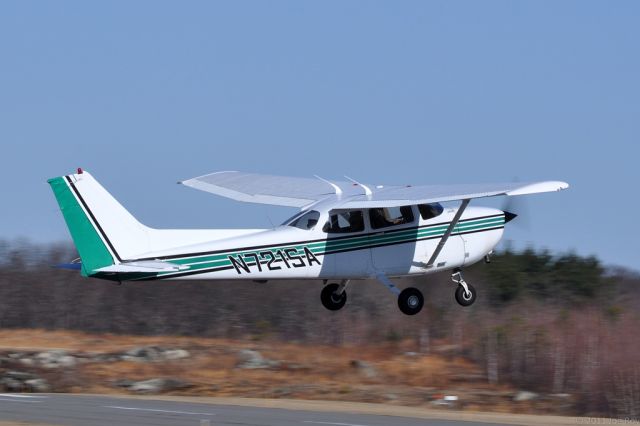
[418, 203, 444, 220]
[288, 210, 320, 230]
[369, 206, 415, 229]
[323, 211, 365, 234]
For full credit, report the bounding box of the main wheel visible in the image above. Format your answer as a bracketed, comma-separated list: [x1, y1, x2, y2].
[321, 283, 347, 311]
[455, 284, 477, 307]
[397, 287, 424, 316]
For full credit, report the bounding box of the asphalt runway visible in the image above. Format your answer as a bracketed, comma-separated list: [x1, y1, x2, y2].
[0, 394, 519, 426]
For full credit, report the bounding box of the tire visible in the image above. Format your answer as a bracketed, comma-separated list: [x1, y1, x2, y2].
[321, 283, 347, 311]
[397, 287, 424, 316]
[455, 284, 477, 307]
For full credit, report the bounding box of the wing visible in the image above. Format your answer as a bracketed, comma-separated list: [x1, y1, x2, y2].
[338, 181, 570, 208]
[180, 172, 353, 207]
[181, 171, 569, 208]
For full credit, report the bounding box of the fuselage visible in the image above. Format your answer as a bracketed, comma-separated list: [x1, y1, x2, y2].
[115, 204, 505, 282]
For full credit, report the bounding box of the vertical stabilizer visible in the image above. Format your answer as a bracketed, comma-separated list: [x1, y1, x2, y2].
[47, 170, 151, 275]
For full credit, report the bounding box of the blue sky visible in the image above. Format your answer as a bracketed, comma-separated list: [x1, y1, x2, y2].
[2, 1, 638, 270]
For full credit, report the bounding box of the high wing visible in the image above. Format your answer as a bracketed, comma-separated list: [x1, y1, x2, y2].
[180, 171, 569, 209]
[180, 172, 354, 208]
[338, 181, 569, 208]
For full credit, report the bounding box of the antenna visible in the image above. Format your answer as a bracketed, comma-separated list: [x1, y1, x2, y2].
[263, 206, 275, 228]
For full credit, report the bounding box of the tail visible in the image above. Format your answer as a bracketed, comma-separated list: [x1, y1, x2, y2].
[48, 169, 152, 276]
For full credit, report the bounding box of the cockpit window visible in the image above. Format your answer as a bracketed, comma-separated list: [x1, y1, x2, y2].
[418, 203, 444, 220]
[369, 206, 415, 229]
[323, 211, 365, 234]
[285, 210, 320, 230]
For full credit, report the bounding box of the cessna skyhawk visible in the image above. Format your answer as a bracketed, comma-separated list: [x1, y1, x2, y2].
[48, 169, 568, 315]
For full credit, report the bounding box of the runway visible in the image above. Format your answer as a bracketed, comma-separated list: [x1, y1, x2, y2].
[0, 393, 572, 426]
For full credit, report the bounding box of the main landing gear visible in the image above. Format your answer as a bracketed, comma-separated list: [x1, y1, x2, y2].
[376, 273, 424, 316]
[320, 270, 477, 314]
[321, 280, 348, 311]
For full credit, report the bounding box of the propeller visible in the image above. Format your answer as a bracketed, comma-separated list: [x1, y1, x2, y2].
[501, 194, 530, 230]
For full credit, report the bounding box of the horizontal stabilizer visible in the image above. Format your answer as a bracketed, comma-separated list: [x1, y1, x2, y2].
[95, 260, 189, 273]
[55, 263, 83, 271]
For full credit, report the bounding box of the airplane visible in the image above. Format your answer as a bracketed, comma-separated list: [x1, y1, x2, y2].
[48, 169, 568, 315]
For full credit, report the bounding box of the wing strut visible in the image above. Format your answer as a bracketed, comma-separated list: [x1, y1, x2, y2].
[426, 199, 470, 268]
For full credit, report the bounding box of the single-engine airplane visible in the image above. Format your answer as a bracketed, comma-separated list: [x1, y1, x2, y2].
[48, 169, 568, 315]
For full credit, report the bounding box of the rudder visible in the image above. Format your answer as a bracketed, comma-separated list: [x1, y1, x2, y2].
[48, 170, 151, 275]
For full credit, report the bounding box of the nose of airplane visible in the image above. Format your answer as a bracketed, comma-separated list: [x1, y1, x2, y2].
[504, 211, 518, 223]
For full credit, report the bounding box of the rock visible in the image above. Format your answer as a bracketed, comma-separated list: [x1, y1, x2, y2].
[35, 350, 76, 368]
[1, 371, 47, 392]
[551, 393, 572, 399]
[236, 349, 280, 369]
[3, 371, 37, 381]
[113, 379, 134, 388]
[24, 379, 50, 393]
[350, 360, 378, 379]
[513, 390, 539, 401]
[123, 346, 163, 362]
[129, 378, 191, 394]
[162, 349, 190, 360]
[0, 377, 24, 391]
[122, 346, 189, 362]
[19, 358, 35, 366]
[404, 352, 419, 357]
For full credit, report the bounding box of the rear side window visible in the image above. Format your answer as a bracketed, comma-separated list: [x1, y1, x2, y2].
[323, 211, 365, 234]
[369, 206, 414, 229]
[418, 203, 444, 220]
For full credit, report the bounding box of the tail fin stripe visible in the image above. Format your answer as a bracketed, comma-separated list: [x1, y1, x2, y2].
[65, 175, 123, 262]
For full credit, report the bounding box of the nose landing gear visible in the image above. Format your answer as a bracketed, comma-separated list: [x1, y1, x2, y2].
[452, 269, 477, 306]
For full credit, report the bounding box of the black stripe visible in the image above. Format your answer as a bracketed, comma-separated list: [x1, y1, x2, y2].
[65, 175, 123, 262]
[133, 226, 504, 281]
[133, 213, 505, 262]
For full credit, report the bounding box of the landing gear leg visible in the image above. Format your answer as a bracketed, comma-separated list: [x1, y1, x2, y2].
[375, 273, 424, 315]
[321, 280, 349, 311]
[452, 269, 477, 307]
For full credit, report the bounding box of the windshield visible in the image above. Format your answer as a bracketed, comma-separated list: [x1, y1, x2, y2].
[283, 210, 320, 230]
[418, 203, 444, 220]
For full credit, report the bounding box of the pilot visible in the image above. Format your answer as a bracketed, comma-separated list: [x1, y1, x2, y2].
[349, 212, 364, 232]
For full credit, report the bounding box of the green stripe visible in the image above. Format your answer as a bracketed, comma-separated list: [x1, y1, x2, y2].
[48, 176, 113, 275]
[156, 217, 505, 275]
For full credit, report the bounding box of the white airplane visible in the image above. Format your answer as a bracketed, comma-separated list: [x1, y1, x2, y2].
[48, 169, 568, 315]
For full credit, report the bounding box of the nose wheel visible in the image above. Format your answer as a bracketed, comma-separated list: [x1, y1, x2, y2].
[452, 269, 477, 306]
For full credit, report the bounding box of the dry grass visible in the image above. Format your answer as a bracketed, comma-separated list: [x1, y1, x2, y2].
[0, 329, 567, 414]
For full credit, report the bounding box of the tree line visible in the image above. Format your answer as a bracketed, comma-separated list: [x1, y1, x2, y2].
[0, 240, 638, 418]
